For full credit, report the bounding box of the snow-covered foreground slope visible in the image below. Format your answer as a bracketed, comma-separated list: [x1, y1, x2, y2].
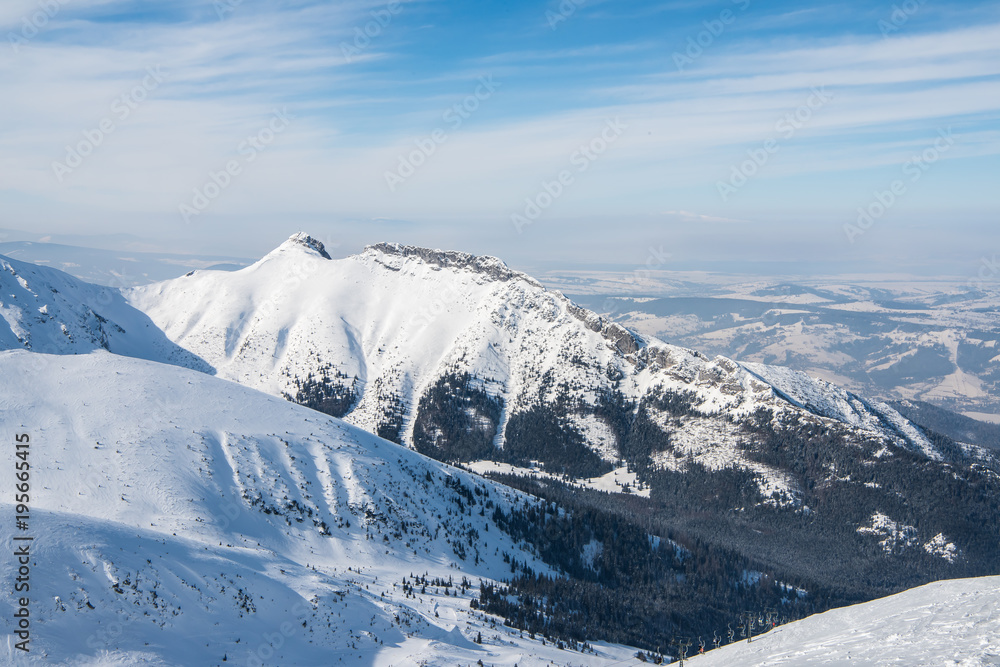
[696, 575, 1000, 666]
[0, 350, 635, 666]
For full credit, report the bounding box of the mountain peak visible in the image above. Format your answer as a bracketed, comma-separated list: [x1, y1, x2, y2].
[276, 232, 332, 260]
[362, 242, 541, 286]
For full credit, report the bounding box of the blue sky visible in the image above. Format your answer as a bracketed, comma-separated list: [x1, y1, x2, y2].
[1, 0, 998, 275]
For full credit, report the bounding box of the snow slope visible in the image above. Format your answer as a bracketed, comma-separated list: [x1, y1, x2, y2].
[0, 350, 635, 666]
[695, 575, 1000, 666]
[0, 254, 209, 371]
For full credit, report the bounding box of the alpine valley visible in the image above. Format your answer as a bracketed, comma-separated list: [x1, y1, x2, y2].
[2, 234, 999, 665]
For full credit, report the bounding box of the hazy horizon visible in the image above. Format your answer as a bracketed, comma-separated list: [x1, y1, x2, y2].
[2, 0, 998, 279]
[1, 225, 995, 285]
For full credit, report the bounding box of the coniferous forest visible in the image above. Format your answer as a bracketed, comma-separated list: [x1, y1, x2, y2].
[400, 378, 1000, 655]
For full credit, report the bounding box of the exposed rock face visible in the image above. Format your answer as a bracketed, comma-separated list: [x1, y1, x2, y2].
[287, 232, 332, 259]
[366, 242, 539, 285]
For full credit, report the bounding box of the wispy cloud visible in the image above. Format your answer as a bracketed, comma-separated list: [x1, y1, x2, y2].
[0, 0, 996, 269]
[663, 211, 750, 224]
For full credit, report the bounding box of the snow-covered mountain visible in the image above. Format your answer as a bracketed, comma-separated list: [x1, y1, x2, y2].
[4, 236, 1000, 660]
[119, 236, 1000, 602]
[0, 350, 637, 665]
[9, 235, 997, 564]
[695, 575, 1000, 666]
[126, 234, 954, 481]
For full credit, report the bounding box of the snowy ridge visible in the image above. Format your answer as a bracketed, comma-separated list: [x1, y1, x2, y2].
[741, 361, 884, 428]
[742, 362, 940, 460]
[0, 350, 635, 665]
[0, 254, 209, 371]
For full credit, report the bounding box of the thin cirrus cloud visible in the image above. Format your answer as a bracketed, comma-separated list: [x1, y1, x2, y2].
[0, 0, 996, 269]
